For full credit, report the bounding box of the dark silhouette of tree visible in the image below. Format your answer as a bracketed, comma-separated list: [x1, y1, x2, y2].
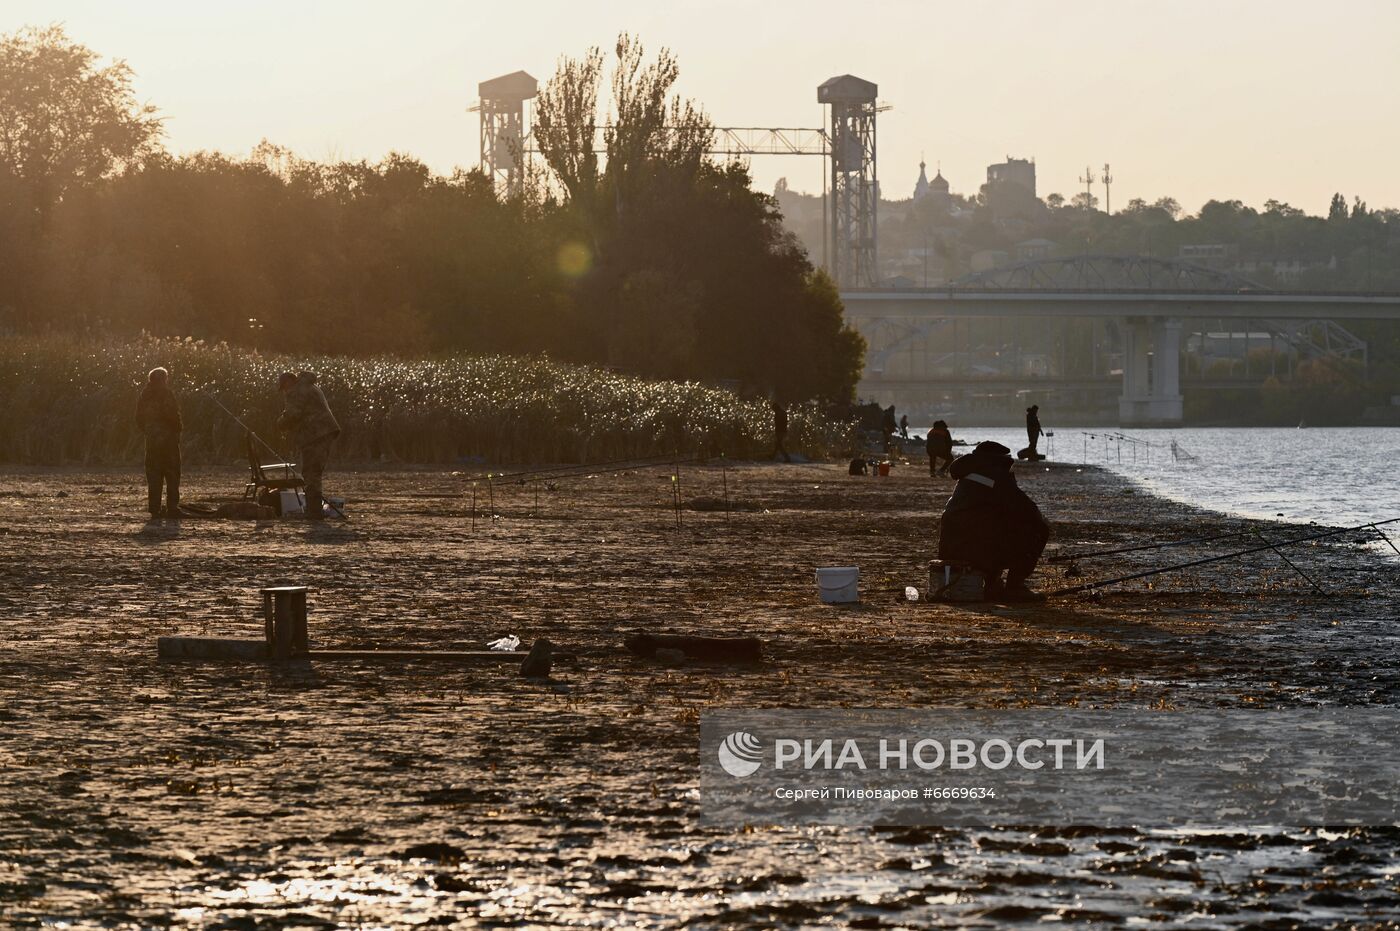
[1328, 192, 1349, 222]
[0, 26, 163, 217]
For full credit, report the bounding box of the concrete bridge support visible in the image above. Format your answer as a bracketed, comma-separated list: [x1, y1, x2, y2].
[1119, 317, 1183, 425]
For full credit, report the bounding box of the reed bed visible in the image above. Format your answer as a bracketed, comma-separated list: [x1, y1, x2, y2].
[0, 335, 854, 466]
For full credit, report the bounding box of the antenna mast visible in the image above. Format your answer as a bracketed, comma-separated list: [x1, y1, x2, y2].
[1102, 163, 1114, 215]
[1078, 164, 1096, 209]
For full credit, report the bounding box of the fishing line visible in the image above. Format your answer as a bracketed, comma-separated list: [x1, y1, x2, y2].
[1051, 516, 1400, 596]
[201, 392, 345, 520]
[1048, 527, 1257, 563]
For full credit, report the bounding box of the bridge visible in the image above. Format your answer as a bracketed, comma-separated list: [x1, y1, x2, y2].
[839, 256, 1400, 425]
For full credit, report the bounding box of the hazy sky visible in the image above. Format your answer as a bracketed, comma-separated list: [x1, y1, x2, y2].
[6, 1, 1398, 215]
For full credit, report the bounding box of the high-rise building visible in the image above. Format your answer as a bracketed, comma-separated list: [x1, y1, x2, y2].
[986, 156, 1036, 196]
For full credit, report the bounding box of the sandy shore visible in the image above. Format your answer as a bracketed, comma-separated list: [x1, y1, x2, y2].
[1, 460, 1397, 928]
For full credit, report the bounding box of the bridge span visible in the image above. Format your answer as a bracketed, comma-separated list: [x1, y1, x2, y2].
[838, 256, 1400, 425]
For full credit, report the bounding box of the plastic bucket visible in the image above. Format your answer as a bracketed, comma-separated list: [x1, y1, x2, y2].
[878, 462, 891, 476]
[816, 566, 860, 603]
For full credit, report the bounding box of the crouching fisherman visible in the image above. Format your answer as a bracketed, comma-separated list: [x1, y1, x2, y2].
[938, 441, 1049, 602]
[136, 367, 182, 519]
[277, 371, 341, 520]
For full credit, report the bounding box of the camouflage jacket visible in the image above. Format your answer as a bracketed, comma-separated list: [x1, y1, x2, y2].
[136, 383, 182, 443]
[277, 372, 341, 447]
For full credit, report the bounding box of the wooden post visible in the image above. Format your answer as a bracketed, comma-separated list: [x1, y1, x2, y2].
[520, 638, 554, 678]
[262, 586, 310, 660]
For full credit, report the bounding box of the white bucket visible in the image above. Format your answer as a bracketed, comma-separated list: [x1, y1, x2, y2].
[279, 489, 305, 515]
[816, 566, 860, 604]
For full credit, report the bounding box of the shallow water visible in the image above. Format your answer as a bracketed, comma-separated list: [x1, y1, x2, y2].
[915, 425, 1400, 529]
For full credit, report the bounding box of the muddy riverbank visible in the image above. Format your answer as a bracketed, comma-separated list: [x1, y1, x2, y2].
[1, 461, 1397, 928]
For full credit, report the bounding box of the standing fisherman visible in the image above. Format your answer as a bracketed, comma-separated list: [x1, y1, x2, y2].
[771, 401, 792, 463]
[881, 405, 898, 453]
[1025, 404, 1044, 459]
[277, 371, 341, 520]
[136, 367, 182, 519]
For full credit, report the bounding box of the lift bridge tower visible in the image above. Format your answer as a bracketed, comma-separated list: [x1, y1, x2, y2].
[474, 71, 538, 195]
[819, 74, 879, 289]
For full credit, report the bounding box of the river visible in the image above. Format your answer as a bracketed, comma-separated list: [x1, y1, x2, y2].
[913, 425, 1400, 530]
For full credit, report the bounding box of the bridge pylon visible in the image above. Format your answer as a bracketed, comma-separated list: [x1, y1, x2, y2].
[1119, 318, 1183, 425]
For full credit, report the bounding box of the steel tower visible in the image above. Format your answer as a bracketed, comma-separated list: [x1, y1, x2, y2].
[474, 71, 538, 196]
[818, 75, 879, 288]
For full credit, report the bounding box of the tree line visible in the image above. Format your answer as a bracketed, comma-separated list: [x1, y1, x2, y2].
[0, 27, 864, 405]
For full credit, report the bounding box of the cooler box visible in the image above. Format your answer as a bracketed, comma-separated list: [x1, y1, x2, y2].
[279, 490, 305, 516]
[816, 566, 860, 603]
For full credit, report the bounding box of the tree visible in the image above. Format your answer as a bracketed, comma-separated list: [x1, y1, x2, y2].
[1328, 192, 1349, 222]
[1152, 197, 1182, 219]
[1263, 199, 1303, 217]
[0, 25, 163, 216]
[1045, 192, 1065, 210]
[529, 35, 863, 402]
[1070, 191, 1098, 211]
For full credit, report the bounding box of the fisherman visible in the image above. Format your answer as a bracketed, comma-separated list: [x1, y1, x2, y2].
[882, 405, 898, 453]
[277, 371, 341, 520]
[926, 419, 955, 477]
[136, 367, 182, 519]
[772, 401, 792, 463]
[1025, 405, 1044, 459]
[938, 441, 1049, 602]
[899, 414, 909, 439]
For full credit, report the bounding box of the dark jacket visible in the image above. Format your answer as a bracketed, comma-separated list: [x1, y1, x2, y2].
[939, 441, 1048, 568]
[136, 383, 182, 444]
[927, 427, 953, 458]
[277, 372, 341, 447]
[1027, 410, 1043, 438]
[943, 441, 1045, 525]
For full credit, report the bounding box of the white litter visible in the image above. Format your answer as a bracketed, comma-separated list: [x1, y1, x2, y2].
[487, 634, 521, 652]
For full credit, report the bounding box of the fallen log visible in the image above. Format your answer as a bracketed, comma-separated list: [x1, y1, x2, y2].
[623, 632, 763, 663]
[157, 637, 571, 664]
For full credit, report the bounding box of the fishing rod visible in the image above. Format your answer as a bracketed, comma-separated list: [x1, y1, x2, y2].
[467, 452, 697, 485]
[202, 393, 288, 463]
[1051, 516, 1400, 596]
[472, 455, 708, 489]
[202, 392, 346, 520]
[1048, 526, 1259, 563]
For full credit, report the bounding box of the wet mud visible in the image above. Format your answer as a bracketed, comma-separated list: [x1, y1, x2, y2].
[1, 461, 1397, 928]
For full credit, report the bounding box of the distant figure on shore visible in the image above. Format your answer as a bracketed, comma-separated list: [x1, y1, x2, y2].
[926, 419, 955, 477]
[772, 401, 791, 463]
[1025, 404, 1044, 458]
[939, 441, 1049, 602]
[136, 367, 182, 519]
[277, 371, 341, 520]
[882, 405, 897, 452]
[899, 414, 909, 439]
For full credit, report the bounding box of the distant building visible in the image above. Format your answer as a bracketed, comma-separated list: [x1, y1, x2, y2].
[986, 157, 1036, 197]
[983, 156, 1038, 220]
[1015, 238, 1055, 262]
[913, 159, 952, 207]
[970, 249, 1010, 272]
[1178, 244, 1238, 268]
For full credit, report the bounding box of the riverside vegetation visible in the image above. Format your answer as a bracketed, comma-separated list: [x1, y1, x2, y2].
[0, 334, 853, 465]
